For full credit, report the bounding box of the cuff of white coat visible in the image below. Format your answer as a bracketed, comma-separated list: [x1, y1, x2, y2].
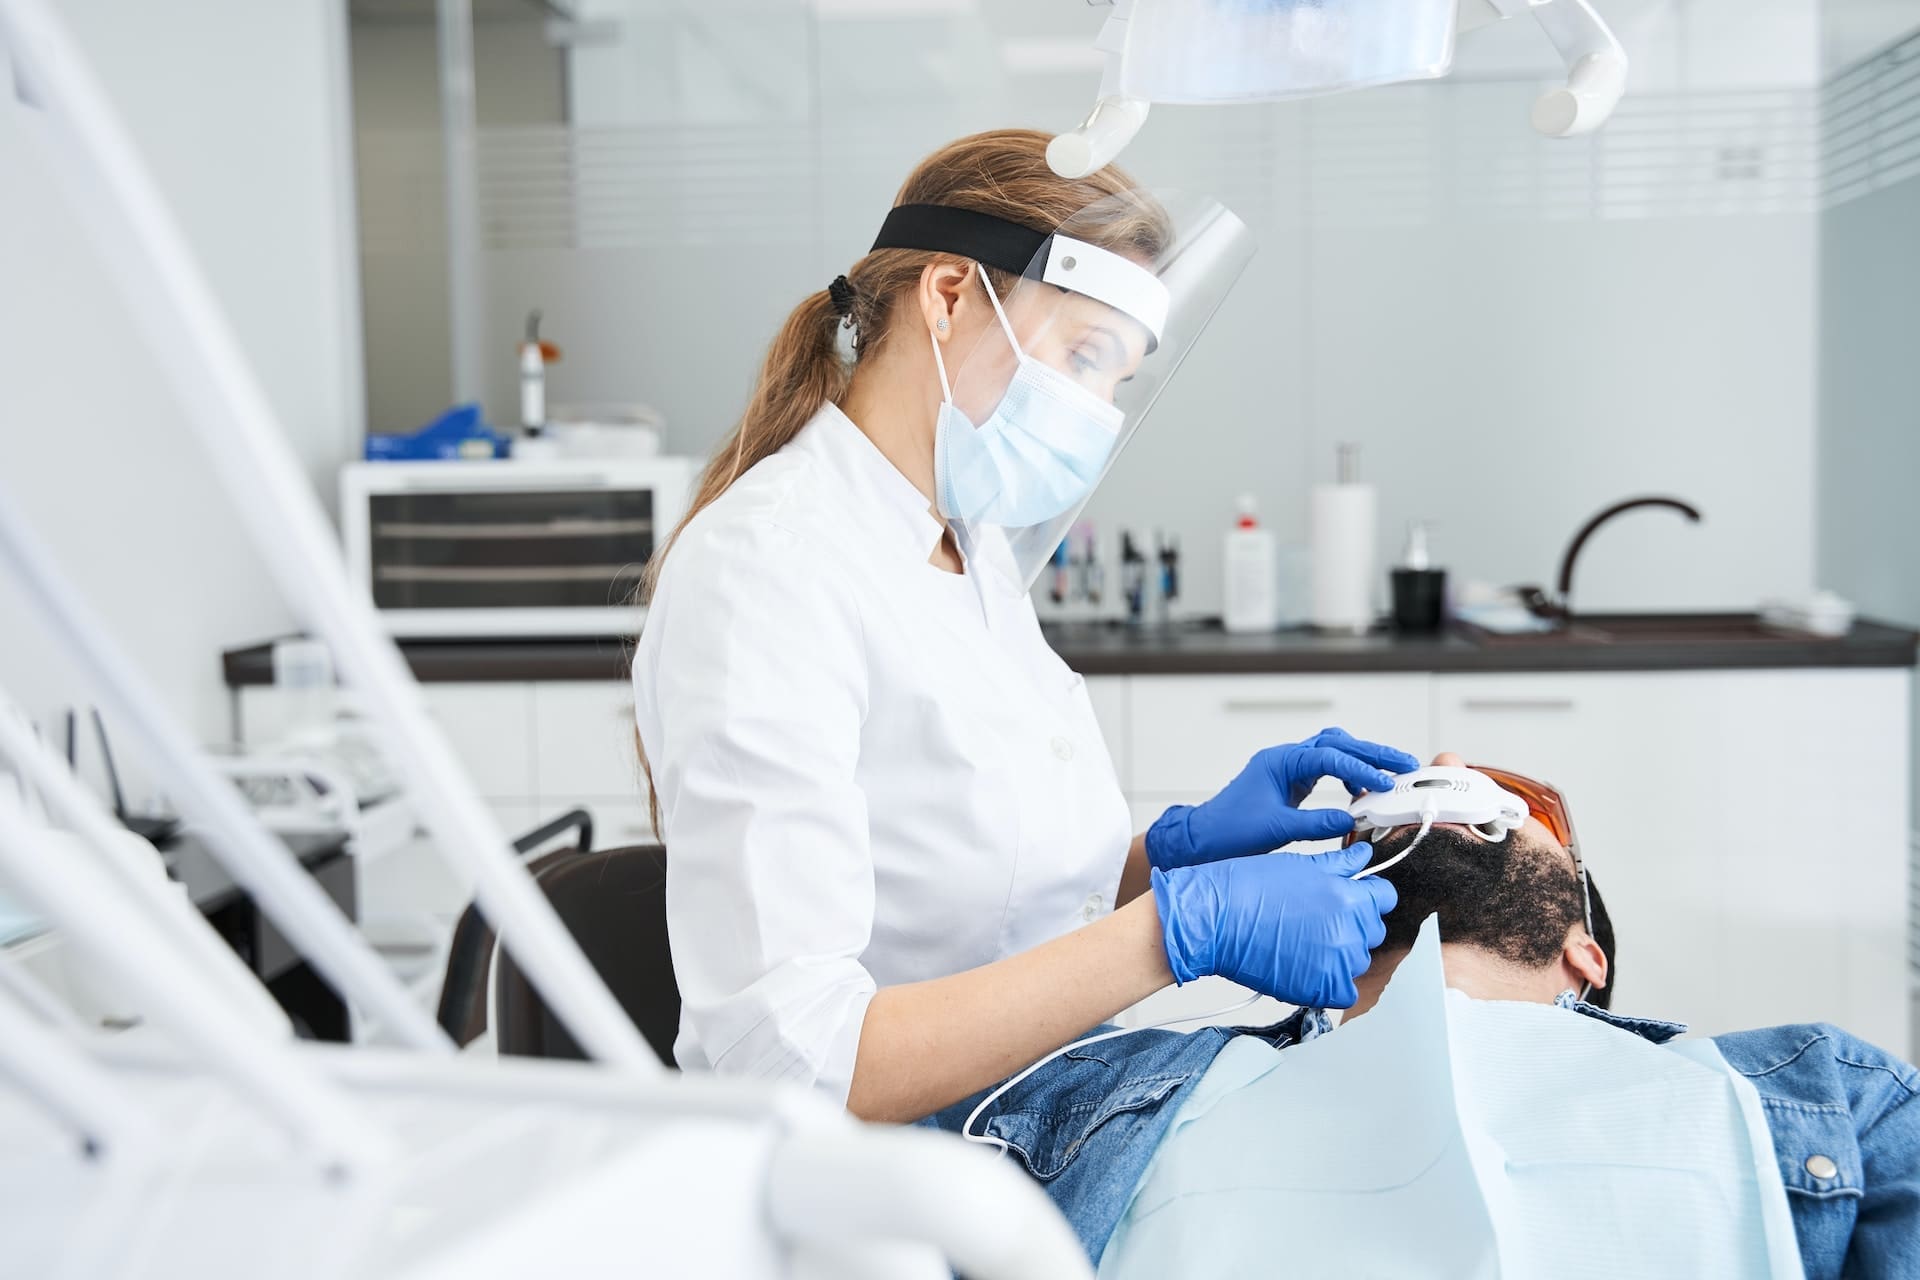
[701, 966, 879, 1106]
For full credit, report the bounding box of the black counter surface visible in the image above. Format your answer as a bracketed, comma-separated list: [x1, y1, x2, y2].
[224, 615, 1918, 686]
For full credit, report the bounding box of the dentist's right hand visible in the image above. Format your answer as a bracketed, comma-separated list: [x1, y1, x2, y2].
[1150, 843, 1396, 1010]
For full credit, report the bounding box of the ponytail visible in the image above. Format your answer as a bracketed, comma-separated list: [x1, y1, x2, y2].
[639, 287, 847, 601]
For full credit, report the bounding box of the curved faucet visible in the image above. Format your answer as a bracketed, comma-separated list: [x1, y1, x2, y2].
[1539, 496, 1702, 620]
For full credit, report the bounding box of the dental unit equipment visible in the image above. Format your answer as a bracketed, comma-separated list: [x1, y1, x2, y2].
[0, 2, 1092, 1273]
[1048, 0, 1629, 178]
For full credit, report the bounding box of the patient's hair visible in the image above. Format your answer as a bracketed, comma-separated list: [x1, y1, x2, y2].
[1365, 826, 1618, 1009]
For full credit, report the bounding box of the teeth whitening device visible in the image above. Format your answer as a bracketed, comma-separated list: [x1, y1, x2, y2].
[1347, 766, 1529, 879]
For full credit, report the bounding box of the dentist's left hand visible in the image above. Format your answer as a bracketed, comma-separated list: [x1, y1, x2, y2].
[1145, 727, 1420, 873]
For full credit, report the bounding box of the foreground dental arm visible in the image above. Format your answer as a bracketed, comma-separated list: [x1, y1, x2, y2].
[847, 895, 1172, 1124]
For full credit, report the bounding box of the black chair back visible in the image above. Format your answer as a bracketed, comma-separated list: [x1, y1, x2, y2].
[494, 843, 679, 1066]
[435, 843, 591, 1048]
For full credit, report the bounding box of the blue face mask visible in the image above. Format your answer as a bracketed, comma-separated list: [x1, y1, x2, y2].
[930, 268, 1126, 527]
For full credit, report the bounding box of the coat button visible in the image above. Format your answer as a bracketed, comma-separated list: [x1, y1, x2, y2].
[1050, 736, 1075, 762]
[1804, 1154, 1838, 1181]
[1080, 892, 1106, 922]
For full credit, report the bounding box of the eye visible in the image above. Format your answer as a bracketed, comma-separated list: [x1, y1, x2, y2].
[1066, 348, 1099, 376]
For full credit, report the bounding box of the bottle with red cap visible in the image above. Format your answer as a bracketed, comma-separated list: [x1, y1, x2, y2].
[1223, 494, 1279, 634]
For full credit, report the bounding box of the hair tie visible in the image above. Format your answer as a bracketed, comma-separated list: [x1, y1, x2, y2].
[827, 274, 858, 318]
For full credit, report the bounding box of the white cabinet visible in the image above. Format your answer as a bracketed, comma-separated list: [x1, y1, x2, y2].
[532, 682, 643, 801]
[236, 661, 1912, 1052]
[420, 685, 537, 801]
[1127, 674, 1432, 797]
[1431, 669, 1910, 1050]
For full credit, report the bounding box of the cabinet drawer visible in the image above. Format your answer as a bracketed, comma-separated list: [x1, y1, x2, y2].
[419, 684, 536, 800]
[1126, 674, 1431, 795]
[533, 682, 650, 803]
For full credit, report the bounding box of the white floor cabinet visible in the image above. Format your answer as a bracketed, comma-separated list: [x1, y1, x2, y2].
[239, 665, 1912, 1053]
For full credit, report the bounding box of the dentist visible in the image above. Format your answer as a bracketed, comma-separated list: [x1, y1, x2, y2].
[630, 130, 1413, 1122]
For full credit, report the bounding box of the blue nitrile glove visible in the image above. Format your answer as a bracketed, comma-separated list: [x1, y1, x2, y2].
[1151, 844, 1396, 1010]
[1145, 727, 1421, 873]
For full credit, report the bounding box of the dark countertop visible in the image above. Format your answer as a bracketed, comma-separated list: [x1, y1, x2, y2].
[224, 615, 1919, 685]
[1045, 616, 1920, 675]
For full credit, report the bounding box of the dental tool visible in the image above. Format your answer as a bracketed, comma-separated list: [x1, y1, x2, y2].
[1347, 766, 1529, 879]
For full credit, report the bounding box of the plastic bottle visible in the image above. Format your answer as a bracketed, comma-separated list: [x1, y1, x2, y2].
[1223, 494, 1279, 634]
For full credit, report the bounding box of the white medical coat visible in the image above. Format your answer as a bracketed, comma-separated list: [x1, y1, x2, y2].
[631, 403, 1134, 1103]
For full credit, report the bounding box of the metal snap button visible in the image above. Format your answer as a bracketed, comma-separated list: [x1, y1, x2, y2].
[1051, 736, 1075, 762]
[1804, 1154, 1838, 1181]
[1061, 255, 1077, 271]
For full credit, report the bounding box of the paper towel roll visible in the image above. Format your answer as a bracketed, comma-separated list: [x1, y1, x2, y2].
[1310, 482, 1378, 633]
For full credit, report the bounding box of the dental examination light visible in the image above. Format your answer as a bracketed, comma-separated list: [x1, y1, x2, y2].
[1048, 0, 1629, 178]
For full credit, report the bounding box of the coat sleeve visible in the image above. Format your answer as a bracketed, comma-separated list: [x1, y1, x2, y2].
[634, 511, 877, 1102]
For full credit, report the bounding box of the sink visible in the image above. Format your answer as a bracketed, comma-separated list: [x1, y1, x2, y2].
[1464, 612, 1826, 646]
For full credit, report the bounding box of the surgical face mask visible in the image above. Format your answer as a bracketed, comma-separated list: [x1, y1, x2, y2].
[929, 268, 1126, 527]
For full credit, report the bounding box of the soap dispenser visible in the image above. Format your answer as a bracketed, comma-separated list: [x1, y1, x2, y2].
[1390, 522, 1448, 633]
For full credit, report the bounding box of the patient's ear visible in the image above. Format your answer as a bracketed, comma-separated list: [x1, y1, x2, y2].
[1563, 930, 1607, 992]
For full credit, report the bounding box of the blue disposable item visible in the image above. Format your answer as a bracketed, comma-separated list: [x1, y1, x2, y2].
[1145, 727, 1419, 872]
[1150, 843, 1395, 1009]
[364, 403, 510, 462]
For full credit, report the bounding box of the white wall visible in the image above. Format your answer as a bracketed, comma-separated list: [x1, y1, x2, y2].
[351, 14, 566, 432]
[444, 2, 1823, 622]
[0, 1, 363, 797]
[1816, 17, 1920, 825]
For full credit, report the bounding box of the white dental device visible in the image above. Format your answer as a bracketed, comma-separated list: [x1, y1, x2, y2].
[1348, 766, 1529, 879]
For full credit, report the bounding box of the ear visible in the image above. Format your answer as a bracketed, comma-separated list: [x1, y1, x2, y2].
[917, 260, 975, 343]
[1561, 928, 1608, 994]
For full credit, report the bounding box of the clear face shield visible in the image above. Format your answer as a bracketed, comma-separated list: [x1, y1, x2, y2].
[897, 191, 1255, 593]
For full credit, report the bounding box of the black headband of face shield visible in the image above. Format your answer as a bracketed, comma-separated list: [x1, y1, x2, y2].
[869, 204, 1053, 279]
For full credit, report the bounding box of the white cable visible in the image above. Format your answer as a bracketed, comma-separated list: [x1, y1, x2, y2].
[1351, 811, 1437, 881]
[961, 991, 1263, 1157]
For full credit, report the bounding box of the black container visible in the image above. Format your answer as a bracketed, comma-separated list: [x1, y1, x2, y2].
[1391, 568, 1448, 633]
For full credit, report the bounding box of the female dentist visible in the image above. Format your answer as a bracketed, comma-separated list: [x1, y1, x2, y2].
[631, 130, 1414, 1123]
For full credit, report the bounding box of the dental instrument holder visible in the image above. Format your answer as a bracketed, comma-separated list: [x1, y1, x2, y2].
[1155, 531, 1180, 625]
[1348, 767, 1528, 844]
[1121, 530, 1148, 627]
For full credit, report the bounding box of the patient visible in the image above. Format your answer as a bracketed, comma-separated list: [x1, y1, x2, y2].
[926, 754, 1920, 1278]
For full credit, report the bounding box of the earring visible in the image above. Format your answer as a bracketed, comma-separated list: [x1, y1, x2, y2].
[936, 318, 949, 331]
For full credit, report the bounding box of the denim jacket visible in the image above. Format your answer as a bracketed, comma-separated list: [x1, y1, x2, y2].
[924, 1006, 1919, 1277]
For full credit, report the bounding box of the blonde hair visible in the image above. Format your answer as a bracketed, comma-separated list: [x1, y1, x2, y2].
[632, 129, 1169, 837]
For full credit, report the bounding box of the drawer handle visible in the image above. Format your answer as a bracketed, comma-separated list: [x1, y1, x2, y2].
[1461, 698, 1576, 712]
[1222, 698, 1336, 714]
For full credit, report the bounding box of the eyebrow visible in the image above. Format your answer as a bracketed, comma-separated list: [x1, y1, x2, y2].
[1087, 324, 1144, 384]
